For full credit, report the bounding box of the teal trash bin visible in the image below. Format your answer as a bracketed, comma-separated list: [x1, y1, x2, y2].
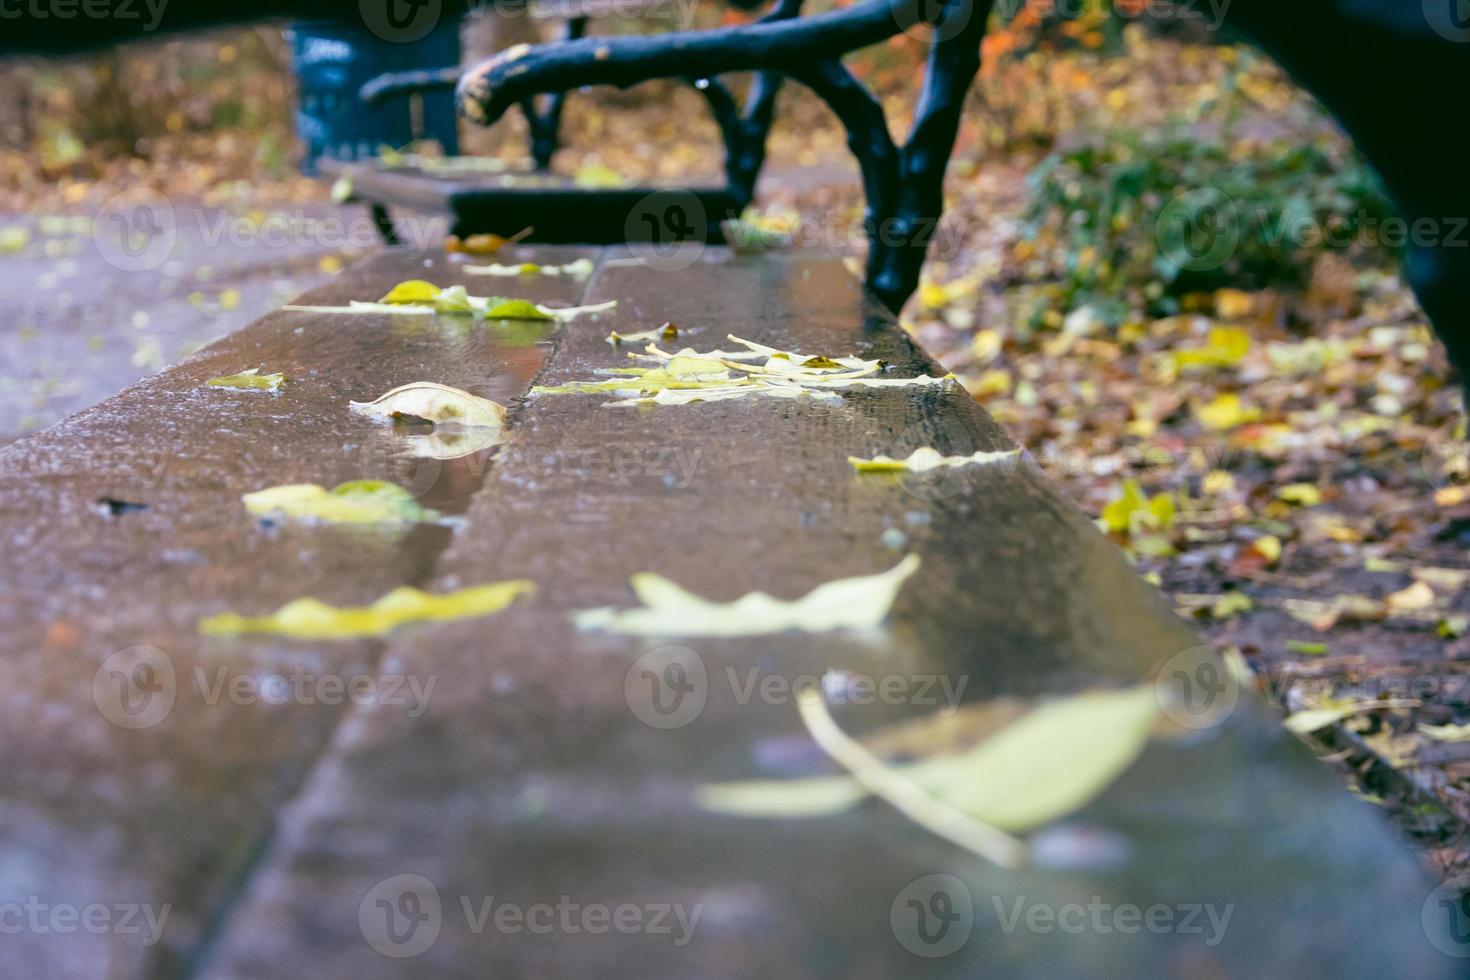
[288, 19, 461, 174]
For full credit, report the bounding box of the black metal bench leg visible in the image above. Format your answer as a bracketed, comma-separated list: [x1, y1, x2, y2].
[370, 202, 401, 245]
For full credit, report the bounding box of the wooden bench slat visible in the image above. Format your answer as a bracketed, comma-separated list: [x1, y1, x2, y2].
[0, 246, 596, 976]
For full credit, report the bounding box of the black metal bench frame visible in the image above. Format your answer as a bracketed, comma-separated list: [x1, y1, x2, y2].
[456, 0, 991, 313]
[336, 0, 800, 246]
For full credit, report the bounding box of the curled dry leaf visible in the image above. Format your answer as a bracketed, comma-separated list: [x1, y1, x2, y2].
[242, 480, 444, 526]
[206, 368, 285, 392]
[850, 447, 1021, 473]
[573, 555, 921, 637]
[538, 333, 952, 406]
[350, 382, 506, 428]
[200, 580, 534, 639]
[607, 385, 843, 407]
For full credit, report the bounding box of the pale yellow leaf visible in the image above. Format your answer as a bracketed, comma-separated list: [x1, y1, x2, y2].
[573, 555, 921, 637]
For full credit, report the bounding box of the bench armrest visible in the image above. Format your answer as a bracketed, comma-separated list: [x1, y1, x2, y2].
[455, 0, 995, 313]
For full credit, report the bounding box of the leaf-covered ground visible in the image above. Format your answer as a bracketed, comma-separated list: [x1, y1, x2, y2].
[4, 18, 1469, 878]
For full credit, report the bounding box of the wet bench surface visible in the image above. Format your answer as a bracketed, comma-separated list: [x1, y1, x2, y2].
[0, 246, 1453, 978]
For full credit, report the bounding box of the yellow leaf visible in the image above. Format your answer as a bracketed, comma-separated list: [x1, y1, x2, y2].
[698, 685, 1160, 848]
[1195, 392, 1262, 431]
[573, 555, 921, 637]
[200, 581, 533, 639]
[1171, 325, 1251, 371]
[1100, 479, 1175, 536]
[1253, 535, 1283, 565]
[574, 163, 626, 188]
[380, 279, 442, 305]
[1277, 483, 1323, 507]
[1213, 289, 1255, 320]
[242, 480, 442, 525]
[206, 368, 285, 392]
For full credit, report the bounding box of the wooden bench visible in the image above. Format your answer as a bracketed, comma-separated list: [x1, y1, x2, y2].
[0, 246, 1449, 977]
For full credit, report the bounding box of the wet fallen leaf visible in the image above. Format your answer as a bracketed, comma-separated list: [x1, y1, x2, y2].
[698, 684, 1160, 862]
[288, 281, 611, 322]
[849, 447, 1021, 472]
[573, 555, 921, 637]
[350, 382, 506, 428]
[206, 368, 285, 392]
[200, 581, 534, 639]
[606, 384, 843, 407]
[464, 258, 594, 278]
[242, 480, 444, 525]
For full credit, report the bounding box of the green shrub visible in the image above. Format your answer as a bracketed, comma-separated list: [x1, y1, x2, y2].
[1018, 130, 1396, 322]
